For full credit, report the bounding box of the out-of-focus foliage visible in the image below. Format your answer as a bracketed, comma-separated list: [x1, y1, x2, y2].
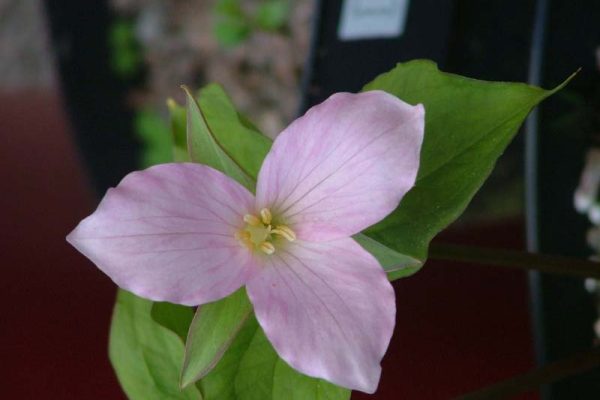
[109, 19, 143, 78]
[214, 0, 291, 47]
[134, 109, 172, 167]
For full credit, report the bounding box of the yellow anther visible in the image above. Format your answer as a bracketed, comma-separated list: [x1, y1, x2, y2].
[260, 208, 272, 225]
[243, 214, 261, 226]
[271, 225, 296, 242]
[259, 241, 275, 255]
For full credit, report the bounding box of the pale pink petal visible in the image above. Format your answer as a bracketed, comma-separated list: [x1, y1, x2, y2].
[67, 163, 258, 306]
[256, 91, 424, 241]
[246, 238, 395, 393]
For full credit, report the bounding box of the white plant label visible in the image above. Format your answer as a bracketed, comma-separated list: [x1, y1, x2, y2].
[338, 0, 410, 41]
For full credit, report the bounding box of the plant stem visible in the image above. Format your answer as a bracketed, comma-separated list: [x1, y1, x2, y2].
[457, 346, 600, 399]
[429, 243, 600, 279]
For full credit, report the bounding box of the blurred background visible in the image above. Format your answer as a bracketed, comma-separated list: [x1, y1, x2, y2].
[1, 0, 599, 398]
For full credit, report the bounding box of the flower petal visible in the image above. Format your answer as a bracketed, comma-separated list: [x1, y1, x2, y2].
[256, 91, 424, 241]
[246, 238, 395, 393]
[67, 163, 257, 306]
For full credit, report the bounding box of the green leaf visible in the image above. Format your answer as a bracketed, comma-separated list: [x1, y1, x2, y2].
[151, 301, 195, 343]
[167, 98, 190, 162]
[181, 288, 253, 388]
[215, 0, 244, 17]
[134, 109, 173, 167]
[183, 86, 254, 190]
[255, 1, 289, 31]
[108, 19, 142, 78]
[353, 233, 422, 280]
[363, 60, 572, 264]
[197, 84, 272, 180]
[200, 315, 350, 400]
[193, 305, 258, 399]
[214, 17, 251, 47]
[109, 290, 202, 400]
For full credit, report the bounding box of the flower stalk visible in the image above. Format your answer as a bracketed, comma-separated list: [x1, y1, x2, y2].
[430, 243, 600, 279]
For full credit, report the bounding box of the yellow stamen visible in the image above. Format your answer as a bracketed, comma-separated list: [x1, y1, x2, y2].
[259, 241, 275, 255]
[243, 214, 261, 226]
[271, 225, 296, 242]
[260, 208, 272, 224]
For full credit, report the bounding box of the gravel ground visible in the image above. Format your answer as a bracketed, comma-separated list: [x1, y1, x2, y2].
[112, 0, 314, 137]
[0, 0, 313, 136]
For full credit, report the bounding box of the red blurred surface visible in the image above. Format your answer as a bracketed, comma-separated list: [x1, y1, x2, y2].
[1, 90, 536, 399]
[0, 90, 124, 399]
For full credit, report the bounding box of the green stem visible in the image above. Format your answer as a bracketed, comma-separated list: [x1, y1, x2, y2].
[457, 347, 600, 399]
[429, 243, 600, 279]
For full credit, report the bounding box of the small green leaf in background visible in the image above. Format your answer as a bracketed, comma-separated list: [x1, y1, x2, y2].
[108, 19, 143, 78]
[213, 0, 250, 47]
[109, 290, 202, 400]
[213, 0, 290, 47]
[363, 60, 572, 267]
[215, 0, 244, 17]
[255, 1, 290, 31]
[181, 288, 253, 388]
[214, 18, 251, 47]
[134, 109, 173, 167]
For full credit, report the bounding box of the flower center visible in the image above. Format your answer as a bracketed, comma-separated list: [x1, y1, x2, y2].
[235, 208, 296, 255]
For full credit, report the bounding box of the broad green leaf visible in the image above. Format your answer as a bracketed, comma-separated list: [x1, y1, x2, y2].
[363, 60, 572, 263]
[198, 84, 272, 179]
[194, 307, 259, 399]
[181, 288, 253, 388]
[353, 233, 422, 280]
[183, 86, 254, 190]
[151, 301, 195, 343]
[200, 314, 350, 400]
[109, 290, 202, 400]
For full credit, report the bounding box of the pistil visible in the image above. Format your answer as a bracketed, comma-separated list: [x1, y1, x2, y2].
[237, 208, 296, 255]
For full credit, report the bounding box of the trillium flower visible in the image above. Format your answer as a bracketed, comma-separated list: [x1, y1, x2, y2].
[67, 91, 424, 393]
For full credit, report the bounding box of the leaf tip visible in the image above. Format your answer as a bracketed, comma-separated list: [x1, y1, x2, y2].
[550, 68, 580, 94]
[178, 375, 188, 390]
[180, 85, 197, 102]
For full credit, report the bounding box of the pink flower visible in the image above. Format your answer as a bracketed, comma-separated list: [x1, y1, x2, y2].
[67, 91, 424, 393]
